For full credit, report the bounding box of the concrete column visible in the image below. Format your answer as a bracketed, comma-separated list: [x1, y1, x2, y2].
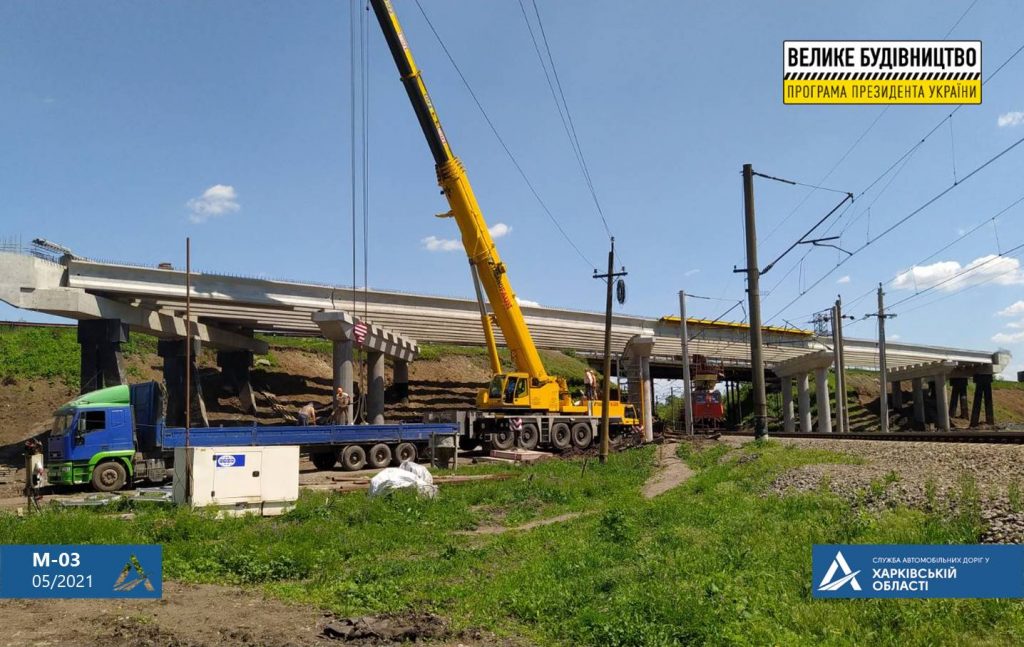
[891, 381, 903, 411]
[797, 373, 812, 433]
[912, 377, 926, 428]
[367, 350, 385, 425]
[781, 376, 795, 434]
[639, 356, 653, 442]
[393, 359, 410, 404]
[332, 340, 354, 422]
[157, 338, 207, 428]
[934, 373, 950, 432]
[77, 318, 129, 394]
[217, 350, 255, 414]
[949, 378, 969, 418]
[970, 374, 994, 427]
[815, 367, 832, 434]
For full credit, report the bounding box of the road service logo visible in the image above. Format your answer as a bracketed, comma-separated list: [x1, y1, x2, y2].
[817, 550, 862, 592]
[784, 41, 981, 105]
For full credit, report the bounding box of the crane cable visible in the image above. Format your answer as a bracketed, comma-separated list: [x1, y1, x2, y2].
[412, 0, 596, 270]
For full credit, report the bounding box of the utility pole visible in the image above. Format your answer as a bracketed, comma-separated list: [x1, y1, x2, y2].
[739, 164, 768, 439]
[184, 237, 192, 502]
[830, 302, 845, 434]
[593, 237, 627, 464]
[678, 290, 695, 436]
[866, 283, 896, 432]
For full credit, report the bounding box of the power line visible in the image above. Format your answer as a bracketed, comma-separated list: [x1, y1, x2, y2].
[765, 131, 1024, 323]
[524, 0, 614, 239]
[412, 0, 596, 269]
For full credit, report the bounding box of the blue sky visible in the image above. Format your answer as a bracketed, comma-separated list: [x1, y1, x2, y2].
[2, 1, 1023, 375]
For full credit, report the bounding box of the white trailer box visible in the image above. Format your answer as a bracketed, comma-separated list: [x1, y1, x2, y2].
[172, 446, 299, 516]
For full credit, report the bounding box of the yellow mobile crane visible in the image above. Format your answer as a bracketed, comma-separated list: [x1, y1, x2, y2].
[369, 0, 638, 450]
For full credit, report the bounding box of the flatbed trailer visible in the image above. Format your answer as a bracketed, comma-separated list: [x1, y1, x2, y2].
[46, 382, 458, 492]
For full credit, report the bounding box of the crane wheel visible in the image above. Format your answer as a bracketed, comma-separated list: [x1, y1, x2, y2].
[550, 422, 571, 450]
[341, 445, 367, 471]
[310, 451, 337, 471]
[517, 423, 540, 450]
[366, 443, 392, 469]
[393, 442, 417, 465]
[490, 429, 514, 450]
[91, 460, 127, 492]
[571, 422, 593, 449]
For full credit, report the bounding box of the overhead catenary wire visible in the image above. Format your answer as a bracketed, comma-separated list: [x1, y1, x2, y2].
[766, 131, 1024, 323]
[413, 0, 596, 269]
[523, 0, 614, 240]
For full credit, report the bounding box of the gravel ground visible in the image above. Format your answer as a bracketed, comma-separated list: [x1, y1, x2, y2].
[726, 436, 1024, 544]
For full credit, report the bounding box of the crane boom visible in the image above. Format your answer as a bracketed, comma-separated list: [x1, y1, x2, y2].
[369, 0, 550, 383]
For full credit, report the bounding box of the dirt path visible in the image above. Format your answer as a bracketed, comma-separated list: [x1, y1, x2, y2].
[0, 581, 334, 647]
[458, 511, 585, 536]
[642, 443, 694, 499]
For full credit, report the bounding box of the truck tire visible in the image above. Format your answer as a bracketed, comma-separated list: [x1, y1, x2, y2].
[91, 460, 127, 492]
[393, 442, 417, 465]
[490, 429, 514, 450]
[571, 422, 593, 449]
[550, 422, 571, 450]
[517, 423, 539, 450]
[341, 445, 367, 471]
[367, 443, 392, 469]
[311, 451, 337, 471]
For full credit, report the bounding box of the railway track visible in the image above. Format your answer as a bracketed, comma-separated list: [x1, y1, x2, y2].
[724, 430, 1024, 444]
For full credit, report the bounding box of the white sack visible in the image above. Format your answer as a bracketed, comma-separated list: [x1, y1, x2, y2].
[399, 459, 433, 485]
[368, 467, 437, 499]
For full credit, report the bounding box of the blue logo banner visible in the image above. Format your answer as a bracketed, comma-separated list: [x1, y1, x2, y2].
[0, 544, 162, 599]
[813, 544, 1024, 599]
[215, 453, 245, 468]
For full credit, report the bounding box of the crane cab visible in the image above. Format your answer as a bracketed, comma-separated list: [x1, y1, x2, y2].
[476, 373, 563, 412]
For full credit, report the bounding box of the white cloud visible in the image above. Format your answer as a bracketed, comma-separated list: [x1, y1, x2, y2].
[489, 222, 512, 238]
[1008, 321, 1024, 329]
[516, 297, 540, 308]
[186, 184, 240, 223]
[684, 268, 700, 277]
[837, 275, 851, 284]
[998, 301, 1024, 317]
[993, 330, 1024, 344]
[421, 235, 461, 252]
[892, 255, 1024, 292]
[889, 333, 901, 340]
[998, 111, 1024, 128]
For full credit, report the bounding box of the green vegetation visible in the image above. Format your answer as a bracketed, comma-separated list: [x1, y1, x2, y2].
[0, 325, 157, 388]
[3, 442, 1021, 645]
[418, 343, 594, 386]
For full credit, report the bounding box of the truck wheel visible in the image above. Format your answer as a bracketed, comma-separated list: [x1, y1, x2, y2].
[367, 443, 392, 469]
[551, 422, 571, 450]
[311, 451, 337, 471]
[571, 422, 593, 449]
[91, 461, 127, 492]
[393, 442, 417, 465]
[341, 445, 367, 471]
[517, 423, 539, 450]
[490, 429, 514, 450]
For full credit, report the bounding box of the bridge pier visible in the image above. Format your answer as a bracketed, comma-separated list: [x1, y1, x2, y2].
[970, 374, 994, 427]
[77, 318, 129, 394]
[934, 373, 950, 432]
[912, 377, 926, 429]
[797, 373, 812, 433]
[217, 350, 255, 414]
[949, 377, 969, 419]
[158, 339, 208, 428]
[781, 376, 794, 433]
[332, 340, 354, 422]
[367, 350, 385, 425]
[815, 367, 832, 434]
[622, 335, 654, 441]
[891, 380, 903, 412]
[393, 359, 410, 404]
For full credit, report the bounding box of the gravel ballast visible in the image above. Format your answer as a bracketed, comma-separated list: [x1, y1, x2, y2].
[726, 436, 1024, 544]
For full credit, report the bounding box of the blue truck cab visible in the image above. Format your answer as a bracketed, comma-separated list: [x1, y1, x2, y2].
[47, 383, 148, 491]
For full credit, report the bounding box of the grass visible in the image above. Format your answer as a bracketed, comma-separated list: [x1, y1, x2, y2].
[0, 325, 157, 388]
[2, 442, 1022, 645]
